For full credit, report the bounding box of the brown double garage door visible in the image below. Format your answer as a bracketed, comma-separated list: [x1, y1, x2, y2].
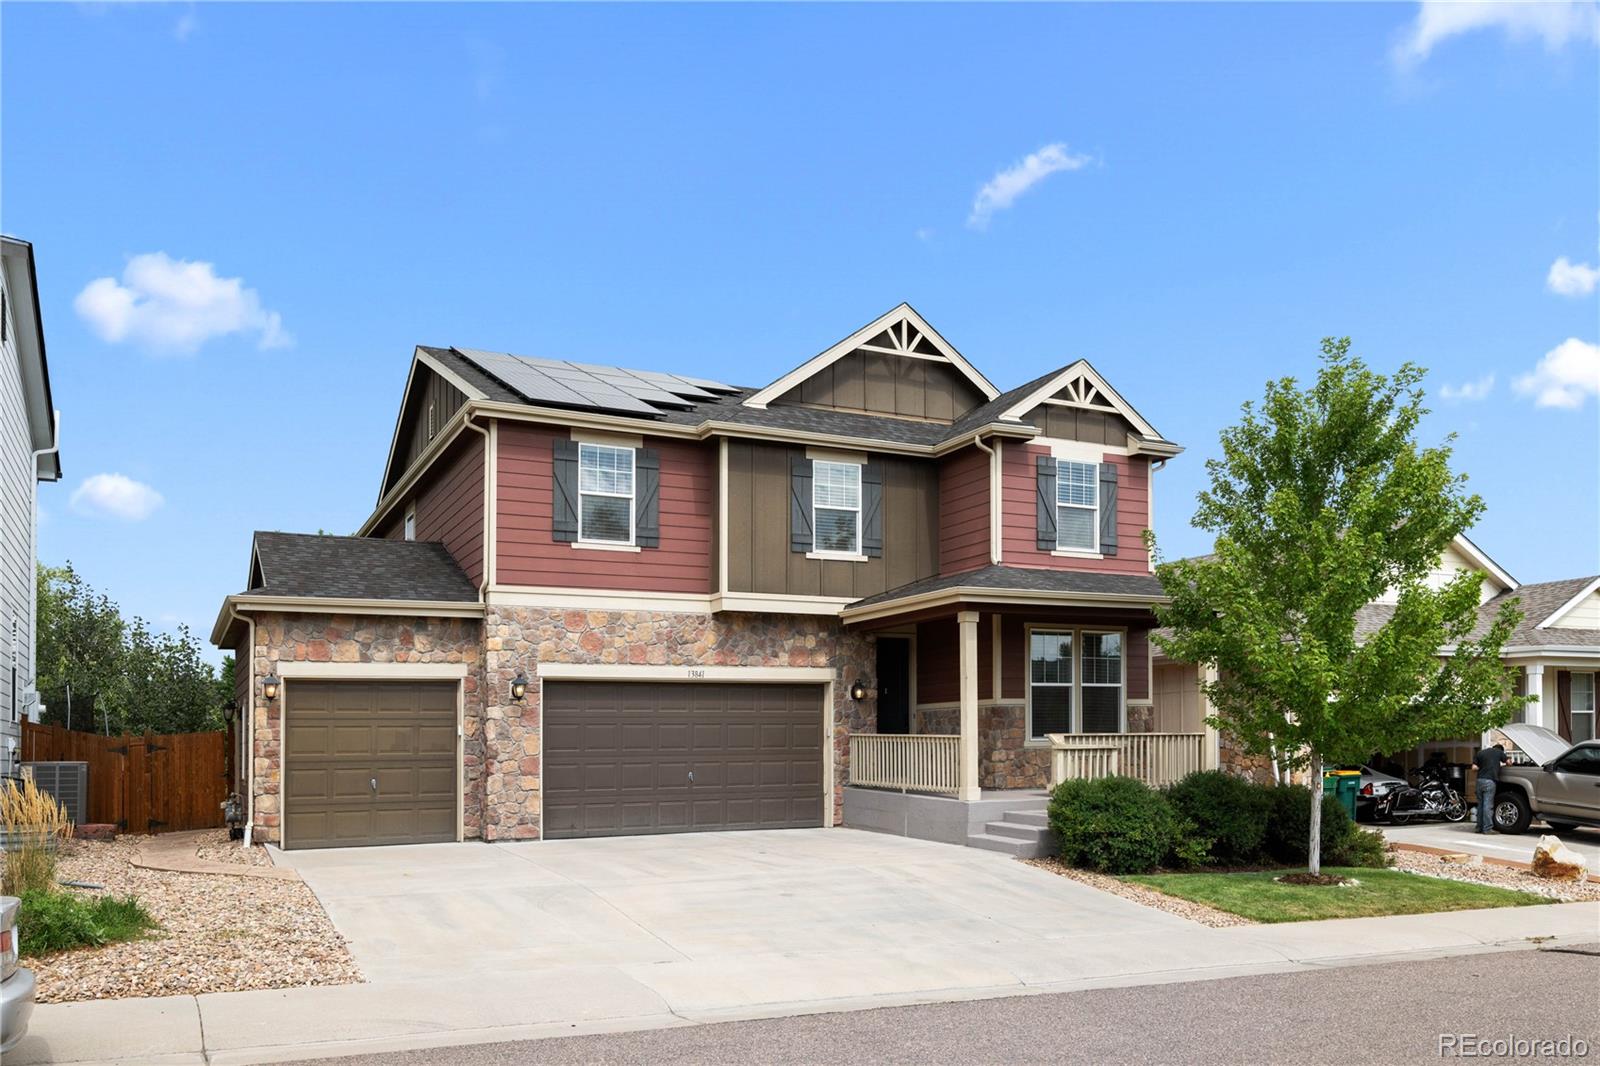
[283, 681, 457, 850]
[543, 681, 825, 839]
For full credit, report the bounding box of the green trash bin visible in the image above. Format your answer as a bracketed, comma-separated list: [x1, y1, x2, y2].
[1323, 770, 1360, 821]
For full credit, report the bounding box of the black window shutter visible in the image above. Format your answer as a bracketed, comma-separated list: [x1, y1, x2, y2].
[790, 455, 814, 553]
[1098, 462, 1119, 556]
[861, 461, 883, 558]
[552, 439, 579, 543]
[635, 448, 661, 548]
[1035, 456, 1057, 551]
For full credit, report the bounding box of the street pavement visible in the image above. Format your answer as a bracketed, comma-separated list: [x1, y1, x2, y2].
[284, 945, 1600, 1066]
[1382, 820, 1600, 868]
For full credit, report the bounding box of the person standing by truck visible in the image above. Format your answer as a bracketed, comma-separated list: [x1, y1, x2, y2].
[1473, 742, 1506, 833]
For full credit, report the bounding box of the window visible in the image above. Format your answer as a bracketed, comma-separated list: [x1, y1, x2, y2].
[1027, 628, 1125, 740]
[1029, 631, 1073, 739]
[578, 442, 634, 544]
[403, 506, 416, 541]
[1056, 460, 1098, 551]
[812, 460, 861, 555]
[1553, 744, 1600, 776]
[1573, 672, 1596, 745]
[1080, 632, 1124, 733]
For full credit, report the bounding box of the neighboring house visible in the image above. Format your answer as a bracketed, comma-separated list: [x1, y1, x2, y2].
[1152, 534, 1600, 781]
[0, 237, 63, 778]
[211, 304, 1192, 853]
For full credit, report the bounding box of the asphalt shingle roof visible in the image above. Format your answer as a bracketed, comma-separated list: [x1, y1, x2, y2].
[849, 564, 1167, 609]
[246, 532, 479, 603]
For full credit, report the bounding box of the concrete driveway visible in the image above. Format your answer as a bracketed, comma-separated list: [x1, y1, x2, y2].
[1382, 821, 1600, 868]
[277, 828, 1192, 994]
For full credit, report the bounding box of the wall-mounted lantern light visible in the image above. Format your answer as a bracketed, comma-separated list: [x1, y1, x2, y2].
[221, 699, 238, 725]
[510, 672, 529, 702]
[849, 678, 868, 702]
[262, 674, 280, 703]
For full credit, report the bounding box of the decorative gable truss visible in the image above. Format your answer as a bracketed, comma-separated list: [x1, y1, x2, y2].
[999, 360, 1178, 455]
[744, 303, 999, 412]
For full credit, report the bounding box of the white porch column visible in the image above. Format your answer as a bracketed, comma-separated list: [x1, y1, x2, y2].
[958, 610, 981, 802]
[1201, 664, 1221, 770]
[1525, 664, 1545, 727]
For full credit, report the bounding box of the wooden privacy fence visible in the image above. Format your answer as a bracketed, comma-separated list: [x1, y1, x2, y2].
[19, 723, 229, 833]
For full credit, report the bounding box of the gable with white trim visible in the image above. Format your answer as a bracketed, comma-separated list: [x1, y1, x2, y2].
[1374, 535, 1517, 606]
[1543, 582, 1600, 630]
[745, 305, 998, 421]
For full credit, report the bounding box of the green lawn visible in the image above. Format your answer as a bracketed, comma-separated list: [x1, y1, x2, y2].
[1121, 868, 1550, 923]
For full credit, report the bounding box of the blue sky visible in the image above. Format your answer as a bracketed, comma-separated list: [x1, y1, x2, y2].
[4, 2, 1597, 662]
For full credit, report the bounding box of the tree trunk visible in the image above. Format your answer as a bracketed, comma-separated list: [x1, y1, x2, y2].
[1307, 750, 1323, 876]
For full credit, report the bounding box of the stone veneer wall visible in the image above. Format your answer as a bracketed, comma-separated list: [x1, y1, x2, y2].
[246, 612, 485, 844]
[479, 607, 877, 839]
[1218, 731, 1280, 785]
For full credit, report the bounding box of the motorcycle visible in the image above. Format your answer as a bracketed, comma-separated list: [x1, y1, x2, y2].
[1376, 764, 1469, 824]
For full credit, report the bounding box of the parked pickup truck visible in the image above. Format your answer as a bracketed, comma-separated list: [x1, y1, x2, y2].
[1491, 724, 1600, 834]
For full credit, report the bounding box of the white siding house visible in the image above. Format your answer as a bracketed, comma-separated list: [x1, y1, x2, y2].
[0, 236, 62, 778]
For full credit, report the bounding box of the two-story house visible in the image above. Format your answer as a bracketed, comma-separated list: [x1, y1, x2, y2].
[212, 305, 1194, 853]
[1, 236, 63, 778]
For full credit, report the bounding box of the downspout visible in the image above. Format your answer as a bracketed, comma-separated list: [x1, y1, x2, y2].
[27, 412, 61, 734]
[228, 605, 257, 847]
[460, 411, 493, 599]
[972, 433, 1000, 565]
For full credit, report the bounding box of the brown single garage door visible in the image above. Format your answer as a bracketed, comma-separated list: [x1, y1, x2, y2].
[543, 682, 824, 839]
[284, 680, 458, 849]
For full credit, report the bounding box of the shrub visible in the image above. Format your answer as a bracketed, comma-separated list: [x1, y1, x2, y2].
[1, 776, 73, 895]
[18, 890, 155, 957]
[1263, 785, 1359, 866]
[1330, 826, 1392, 869]
[1049, 776, 1182, 874]
[1165, 771, 1272, 865]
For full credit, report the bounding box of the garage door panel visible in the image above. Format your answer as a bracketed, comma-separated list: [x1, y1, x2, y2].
[285, 680, 458, 850]
[544, 681, 824, 839]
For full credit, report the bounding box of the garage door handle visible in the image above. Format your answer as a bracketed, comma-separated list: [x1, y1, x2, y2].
[687, 771, 694, 783]
[370, 777, 378, 792]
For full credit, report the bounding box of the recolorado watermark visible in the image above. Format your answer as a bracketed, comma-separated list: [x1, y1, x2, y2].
[1440, 1034, 1591, 1058]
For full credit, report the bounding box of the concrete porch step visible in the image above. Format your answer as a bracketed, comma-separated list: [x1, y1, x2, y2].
[983, 820, 1043, 842]
[1000, 810, 1049, 828]
[964, 831, 1038, 857]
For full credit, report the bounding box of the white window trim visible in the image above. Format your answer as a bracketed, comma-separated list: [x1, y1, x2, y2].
[1573, 671, 1596, 742]
[812, 459, 862, 559]
[403, 505, 417, 541]
[577, 442, 636, 546]
[1024, 624, 1127, 744]
[1055, 459, 1099, 553]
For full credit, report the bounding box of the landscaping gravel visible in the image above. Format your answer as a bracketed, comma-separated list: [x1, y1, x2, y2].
[1023, 857, 1256, 927]
[1389, 847, 1600, 903]
[192, 828, 273, 868]
[28, 836, 362, 1003]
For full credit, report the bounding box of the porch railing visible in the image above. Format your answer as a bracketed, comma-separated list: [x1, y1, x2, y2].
[1049, 732, 1208, 789]
[848, 733, 960, 795]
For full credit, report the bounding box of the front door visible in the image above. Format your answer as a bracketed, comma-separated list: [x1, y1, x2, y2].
[876, 637, 911, 734]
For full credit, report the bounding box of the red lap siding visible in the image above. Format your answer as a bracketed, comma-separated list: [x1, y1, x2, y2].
[496, 422, 713, 593]
[938, 447, 990, 577]
[1000, 444, 1150, 574]
[379, 436, 486, 587]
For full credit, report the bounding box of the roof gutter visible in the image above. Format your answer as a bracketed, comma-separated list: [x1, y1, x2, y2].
[841, 584, 1171, 626]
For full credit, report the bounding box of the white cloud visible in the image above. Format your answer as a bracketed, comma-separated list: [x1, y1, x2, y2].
[74, 252, 291, 354]
[1394, 0, 1600, 65]
[174, 10, 196, 41]
[1439, 374, 1495, 401]
[1514, 338, 1600, 408]
[1548, 255, 1600, 296]
[915, 227, 936, 244]
[70, 473, 164, 521]
[967, 143, 1092, 230]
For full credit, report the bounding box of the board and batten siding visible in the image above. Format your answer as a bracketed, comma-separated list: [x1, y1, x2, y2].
[0, 269, 35, 771]
[724, 440, 938, 599]
[1000, 444, 1151, 574]
[938, 446, 990, 577]
[386, 364, 468, 495]
[496, 422, 713, 593]
[380, 434, 486, 588]
[771, 349, 986, 423]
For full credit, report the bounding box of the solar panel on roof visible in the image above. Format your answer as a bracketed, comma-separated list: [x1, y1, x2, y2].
[454, 348, 737, 416]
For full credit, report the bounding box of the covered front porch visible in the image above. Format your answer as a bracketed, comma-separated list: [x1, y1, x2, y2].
[836, 566, 1218, 854]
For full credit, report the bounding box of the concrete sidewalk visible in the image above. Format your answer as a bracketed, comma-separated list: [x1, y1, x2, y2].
[13, 901, 1598, 1065]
